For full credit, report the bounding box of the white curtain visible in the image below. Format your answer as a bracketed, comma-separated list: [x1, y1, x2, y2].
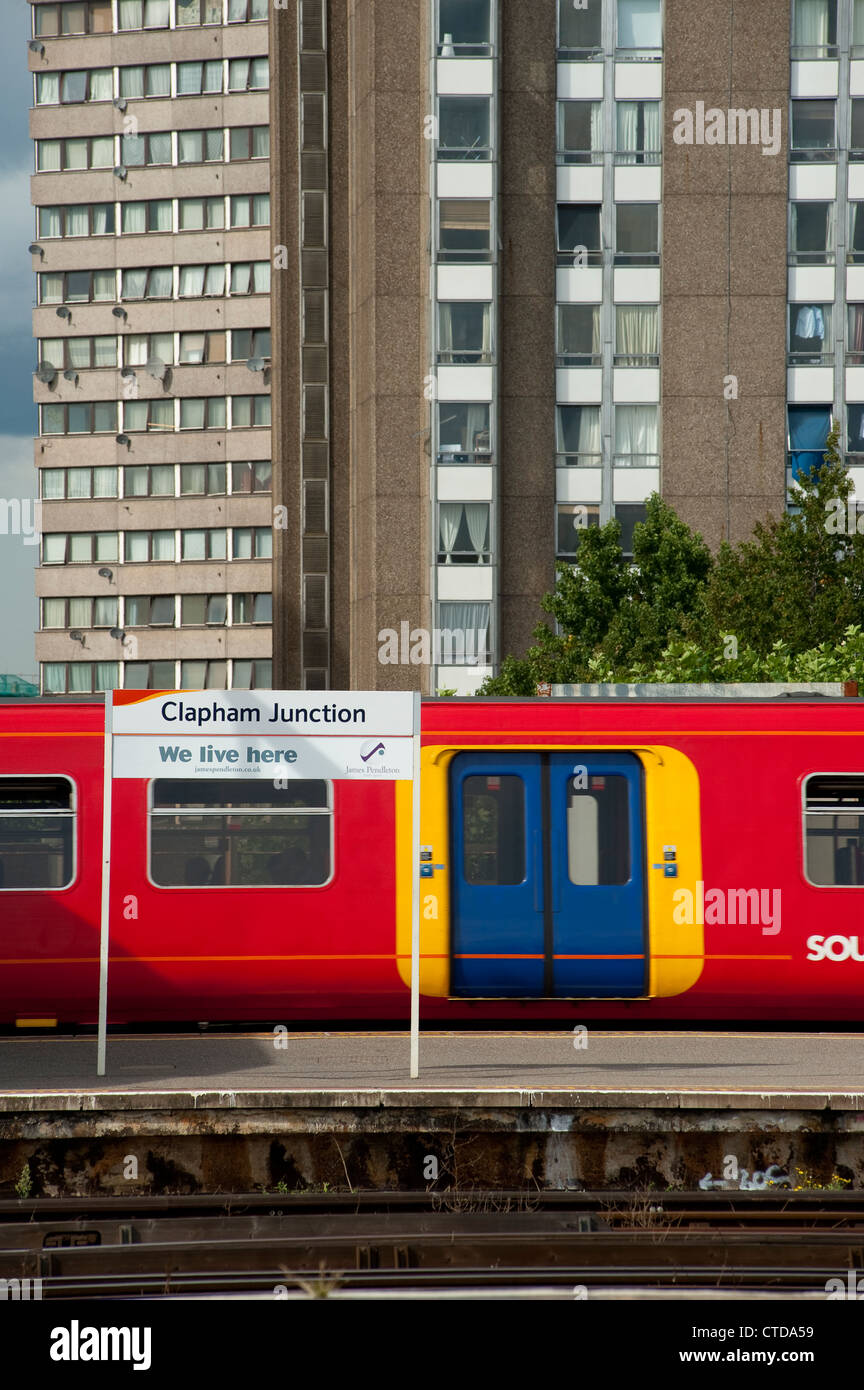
[464, 504, 489, 557]
[121, 67, 144, 99]
[232, 397, 252, 427]
[123, 203, 145, 234]
[204, 61, 223, 91]
[147, 66, 171, 97]
[93, 337, 117, 368]
[152, 532, 175, 561]
[205, 265, 226, 295]
[438, 603, 490, 663]
[92, 205, 112, 235]
[181, 401, 206, 430]
[69, 597, 91, 626]
[181, 332, 206, 364]
[124, 402, 148, 431]
[178, 63, 202, 95]
[90, 70, 113, 101]
[91, 137, 114, 168]
[794, 0, 830, 49]
[94, 664, 118, 693]
[209, 399, 227, 427]
[151, 465, 174, 493]
[180, 266, 205, 296]
[38, 141, 61, 171]
[69, 665, 91, 693]
[145, 0, 170, 24]
[93, 468, 117, 496]
[119, 0, 143, 26]
[856, 0, 864, 46]
[250, 58, 269, 88]
[178, 131, 201, 163]
[205, 130, 223, 160]
[66, 206, 87, 236]
[231, 263, 251, 295]
[229, 59, 249, 91]
[233, 529, 252, 559]
[616, 305, 658, 361]
[151, 201, 172, 231]
[181, 198, 205, 230]
[617, 102, 639, 158]
[126, 335, 149, 366]
[37, 74, 60, 105]
[43, 598, 66, 624]
[40, 207, 62, 238]
[123, 269, 147, 299]
[94, 271, 116, 300]
[68, 469, 90, 499]
[643, 102, 661, 152]
[253, 194, 269, 224]
[232, 196, 251, 226]
[148, 268, 172, 298]
[149, 133, 171, 164]
[149, 401, 174, 430]
[65, 139, 88, 169]
[183, 531, 206, 560]
[43, 536, 66, 563]
[590, 102, 603, 161]
[125, 532, 148, 562]
[439, 504, 461, 558]
[228, 0, 246, 17]
[94, 597, 118, 625]
[615, 405, 658, 461]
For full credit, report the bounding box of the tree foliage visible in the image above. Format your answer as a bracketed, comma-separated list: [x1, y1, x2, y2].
[480, 422, 864, 691]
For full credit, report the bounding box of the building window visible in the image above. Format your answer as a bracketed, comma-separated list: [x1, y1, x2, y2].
[124, 661, 176, 689]
[855, 0, 864, 55]
[789, 304, 832, 364]
[438, 303, 492, 363]
[559, 102, 603, 164]
[229, 194, 270, 228]
[615, 101, 661, 164]
[177, 0, 225, 25]
[233, 592, 272, 623]
[121, 201, 173, 234]
[181, 529, 227, 561]
[40, 467, 118, 499]
[123, 399, 175, 432]
[122, 267, 173, 301]
[615, 304, 659, 365]
[231, 659, 272, 688]
[226, 0, 269, 19]
[39, 270, 116, 304]
[617, 0, 662, 56]
[556, 504, 601, 559]
[614, 405, 659, 467]
[557, 204, 602, 265]
[558, 0, 602, 55]
[615, 203, 660, 265]
[438, 503, 490, 564]
[229, 126, 270, 160]
[179, 265, 227, 297]
[229, 262, 271, 295]
[176, 60, 225, 95]
[39, 336, 117, 371]
[788, 405, 831, 479]
[848, 405, 864, 459]
[556, 405, 602, 466]
[42, 532, 119, 564]
[849, 305, 864, 365]
[34, 2, 113, 36]
[179, 398, 227, 430]
[121, 132, 172, 167]
[179, 660, 228, 689]
[38, 205, 115, 238]
[36, 137, 114, 172]
[43, 663, 118, 695]
[438, 97, 491, 160]
[124, 531, 176, 563]
[438, 0, 492, 55]
[180, 331, 226, 364]
[438, 200, 491, 261]
[231, 330, 271, 362]
[231, 461, 272, 493]
[36, 69, 113, 105]
[557, 304, 601, 366]
[41, 403, 118, 435]
[438, 404, 490, 461]
[124, 333, 174, 368]
[177, 129, 224, 164]
[231, 395, 271, 428]
[117, 0, 171, 31]
[124, 465, 175, 497]
[227, 58, 269, 91]
[791, 100, 836, 162]
[42, 597, 118, 629]
[791, 201, 834, 264]
[232, 527, 273, 560]
[149, 778, 331, 889]
[615, 503, 647, 558]
[181, 595, 228, 625]
[125, 595, 176, 626]
[437, 602, 491, 665]
[792, 0, 837, 58]
[119, 64, 171, 99]
[804, 775, 864, 885]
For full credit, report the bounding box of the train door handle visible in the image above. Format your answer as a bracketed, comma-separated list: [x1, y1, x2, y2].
[533, 831, 543, 913]
[550, 829, 561, 913]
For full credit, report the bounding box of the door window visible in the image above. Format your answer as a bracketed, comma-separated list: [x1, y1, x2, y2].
[567, 774, 630, 885]
[462, 775, 525, 885]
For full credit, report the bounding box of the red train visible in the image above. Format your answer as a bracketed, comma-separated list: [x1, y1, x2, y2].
[2, 692, 864, 1025]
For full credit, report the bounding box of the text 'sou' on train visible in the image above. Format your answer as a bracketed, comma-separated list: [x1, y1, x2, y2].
[2, 689, 864, 1027]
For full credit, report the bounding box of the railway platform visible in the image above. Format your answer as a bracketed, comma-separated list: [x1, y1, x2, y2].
[2, 1030, 864, 1196]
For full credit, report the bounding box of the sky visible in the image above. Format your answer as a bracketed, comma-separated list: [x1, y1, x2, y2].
[0, 5, 39, 680]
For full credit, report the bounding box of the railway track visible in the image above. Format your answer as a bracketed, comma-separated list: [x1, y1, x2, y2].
[1, 1191, 862, 1297]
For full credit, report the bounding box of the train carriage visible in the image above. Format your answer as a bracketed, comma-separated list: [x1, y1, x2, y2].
[2, 693, 864, 1025]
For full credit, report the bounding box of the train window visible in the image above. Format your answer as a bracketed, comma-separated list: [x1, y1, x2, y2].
[804, 775, 864, 885]
[567, 775, 630, 885]
[462, 775, 525, 885]
[0, 776, 75, 890]
[148, 779, 332, 887]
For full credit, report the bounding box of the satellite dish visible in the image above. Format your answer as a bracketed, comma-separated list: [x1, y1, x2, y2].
[62, 369, 79, 385]
[113, 165, 127, 181]
[111, 306, 127, 319]
[146, 358, 167, 382]
[36, 365, 57, 386]
[246, 357, 265, 373]
[120, 367, 136, 379]
[113, 98, 127, 112]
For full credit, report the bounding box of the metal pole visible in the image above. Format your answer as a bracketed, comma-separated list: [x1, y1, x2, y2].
[96, 691, 113, 1076]
[409, 689, 421, 1078]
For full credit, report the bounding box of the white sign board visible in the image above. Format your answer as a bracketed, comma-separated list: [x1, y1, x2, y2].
[97, 690, 422, 1076]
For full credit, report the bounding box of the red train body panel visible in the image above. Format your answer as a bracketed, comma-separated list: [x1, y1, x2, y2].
[3, 695, 864, 1024]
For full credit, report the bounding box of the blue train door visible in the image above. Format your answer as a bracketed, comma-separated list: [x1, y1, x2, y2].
[450, 751, 646, 998]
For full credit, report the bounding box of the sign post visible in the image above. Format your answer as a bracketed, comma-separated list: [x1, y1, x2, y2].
[96, 690, 420, 1077]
